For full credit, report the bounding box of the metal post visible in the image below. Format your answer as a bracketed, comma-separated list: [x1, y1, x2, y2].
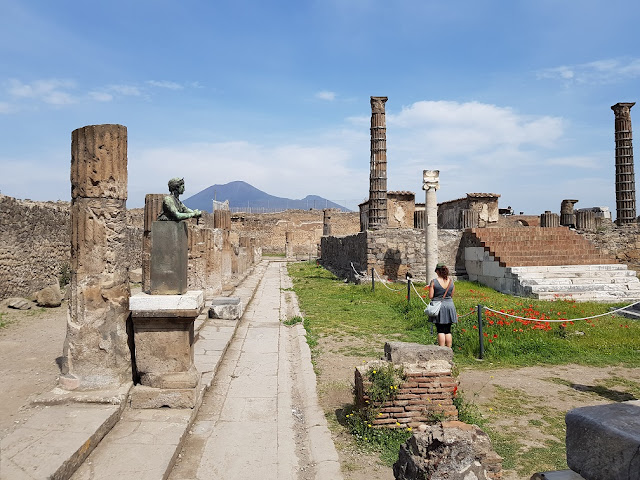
[477, 304, 485, 360]
[371, 268, 375, 292]
[407, 278, 411, 303]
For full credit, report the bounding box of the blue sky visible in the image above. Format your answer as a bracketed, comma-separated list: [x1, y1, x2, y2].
[1, 0, 638, 215]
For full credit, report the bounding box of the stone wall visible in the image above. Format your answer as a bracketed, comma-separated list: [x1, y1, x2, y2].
[231, 209, 359, 255]
[0, 195, 143, 300]
[578, 222, 640, 272]
[321, 228, 464, 283]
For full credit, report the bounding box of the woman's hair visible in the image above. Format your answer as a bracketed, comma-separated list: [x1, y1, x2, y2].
[435, 265, 449, 280]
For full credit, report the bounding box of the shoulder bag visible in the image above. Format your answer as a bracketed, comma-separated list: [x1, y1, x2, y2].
[424, 280, 452, 318]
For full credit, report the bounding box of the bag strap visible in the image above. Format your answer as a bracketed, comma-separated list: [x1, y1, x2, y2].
[442, 280, 452, 299]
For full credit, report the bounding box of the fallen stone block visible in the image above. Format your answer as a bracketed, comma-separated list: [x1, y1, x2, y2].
[566, 400, 640, 480]
[208, 296, 243, 320]
[34, 283, 62, 307]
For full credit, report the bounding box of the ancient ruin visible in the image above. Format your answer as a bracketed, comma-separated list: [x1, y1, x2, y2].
[61, 124, 132, 391]
[612, 102, 636, 224]
[368, 96, 389, 230]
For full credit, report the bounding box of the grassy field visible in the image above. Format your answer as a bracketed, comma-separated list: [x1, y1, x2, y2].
[288, 261, 640, 368]
[287, 261, 640, 474]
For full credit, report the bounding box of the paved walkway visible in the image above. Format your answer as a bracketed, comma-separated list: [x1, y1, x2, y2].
[169, 260, 341, 479]
[1, 260, 342, 480]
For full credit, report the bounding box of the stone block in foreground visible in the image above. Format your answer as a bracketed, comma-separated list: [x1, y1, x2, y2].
[565, 400, 640, 480]
[385, 341, 453, 365]
[208, 296, 243, 320]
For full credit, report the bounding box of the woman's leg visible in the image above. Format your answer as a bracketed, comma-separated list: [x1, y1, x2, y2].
[445, 333, 453, 348]
[437, 332, 446, 346]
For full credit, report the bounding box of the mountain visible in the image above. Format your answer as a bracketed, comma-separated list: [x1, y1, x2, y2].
[183, 181, 350, 213]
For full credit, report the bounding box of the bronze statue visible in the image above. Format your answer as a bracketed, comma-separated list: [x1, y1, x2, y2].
[157, 178, 202, 221]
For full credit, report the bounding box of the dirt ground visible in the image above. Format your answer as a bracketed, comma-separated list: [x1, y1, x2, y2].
[313, 334, 640, 480]
[0, 299, 67, 439]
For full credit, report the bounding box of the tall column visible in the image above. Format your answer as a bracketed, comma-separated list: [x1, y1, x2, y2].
[423, 170, 440, 283]
[612, 102, 636, 224]
[62, 124, 131, 390]
[369, 96, 388, 230]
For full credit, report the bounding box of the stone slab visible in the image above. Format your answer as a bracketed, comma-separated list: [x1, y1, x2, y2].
[130, 290, 204, 317]
[0, 404, 121, 480]
[129, 385, 197, 409]
[33, 383, 132, 406]
[566, 400, 640, 480]
[70, 408, 192, 480]
[385, 341, 454, 364]
[210, 296, 241, 306]
[150, 220, 188, 295]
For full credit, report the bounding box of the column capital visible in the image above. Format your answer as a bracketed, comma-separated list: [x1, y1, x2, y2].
[611, 102, 635, 118]
[370, 96, 388, 113]
[422, 170, 440, 191]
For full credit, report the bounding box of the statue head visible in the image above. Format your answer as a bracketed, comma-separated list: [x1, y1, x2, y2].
[168, 177, 185, 195]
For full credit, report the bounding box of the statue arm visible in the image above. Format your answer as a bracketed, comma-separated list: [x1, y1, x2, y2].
[163, 196, 202, 221]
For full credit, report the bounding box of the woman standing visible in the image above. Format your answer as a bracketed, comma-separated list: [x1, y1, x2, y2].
[428, 263, 457, 348]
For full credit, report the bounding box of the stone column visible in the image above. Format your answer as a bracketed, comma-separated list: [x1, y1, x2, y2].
[323, 209, 333, 236]
[423, 170, 439, 283]
[62, 124, 131, 390]
[540, 211, 560, 227]
[612, 102, 636, 224]
[285, 231, 294, 259]
[560, 199, 579, 228]
[142, 193, 164, 293]
[369, 96, 388, 230]
[576, 210, 596, 231]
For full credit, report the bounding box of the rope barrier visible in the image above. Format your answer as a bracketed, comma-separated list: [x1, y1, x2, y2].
[372, 268, 405, 292]
[350, 262, 366, 280]
[410, 280, 477, 317]
[482, 300, 640, 323]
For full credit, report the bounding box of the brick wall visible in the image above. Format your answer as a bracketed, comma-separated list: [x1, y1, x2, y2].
[355, 361, 458, 429]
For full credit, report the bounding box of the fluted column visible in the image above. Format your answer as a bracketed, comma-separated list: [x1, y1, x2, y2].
[560, 199, 579, 228]
[369, 96, 388, 229]
[540, 211, 560, 227]
[62, 124, 131, 390]
[423, 170, 440, 283]
[612, 102, 636, 224]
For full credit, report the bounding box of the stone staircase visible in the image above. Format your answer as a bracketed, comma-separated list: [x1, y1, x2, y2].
[465, 227, 640, 301]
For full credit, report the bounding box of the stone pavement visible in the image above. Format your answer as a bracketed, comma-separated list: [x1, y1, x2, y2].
[1, 260, 341, 479]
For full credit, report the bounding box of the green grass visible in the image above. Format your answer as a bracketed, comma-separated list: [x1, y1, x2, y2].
[288, 261, 640, 368]
[0, 312, 7, 328]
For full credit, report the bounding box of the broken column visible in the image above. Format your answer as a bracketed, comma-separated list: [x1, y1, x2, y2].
[576, 210, 596, 231]
[323, 209, 333, 236]
[61, 124, 132, 390]
[369, 96, 388, 230]
[612, 102, 636, 224]
[540, 211, 560, 228]
[560, 199, 578, 227]
[423, 170, 439, 283]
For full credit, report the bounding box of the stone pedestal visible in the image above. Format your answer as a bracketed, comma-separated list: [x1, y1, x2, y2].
[129, 290, 204, 408]
[150, 221, 188, 295]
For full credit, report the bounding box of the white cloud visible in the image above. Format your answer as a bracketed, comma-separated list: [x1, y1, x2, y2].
[544, 155, 601, 169]
[0, 102, 14, 114]
[106, 84, 142, 96]
[146, 80, 183, 90]
[88, 91, 114, 102]
[537, 57, 640, 84]
[315, 90, 337, 101]
[6, 78, 77, 105]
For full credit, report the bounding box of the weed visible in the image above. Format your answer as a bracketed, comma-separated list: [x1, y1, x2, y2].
[366, 363, 404, 404]
[283, 315, 303, 326]
[58, 262, 71, 288]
